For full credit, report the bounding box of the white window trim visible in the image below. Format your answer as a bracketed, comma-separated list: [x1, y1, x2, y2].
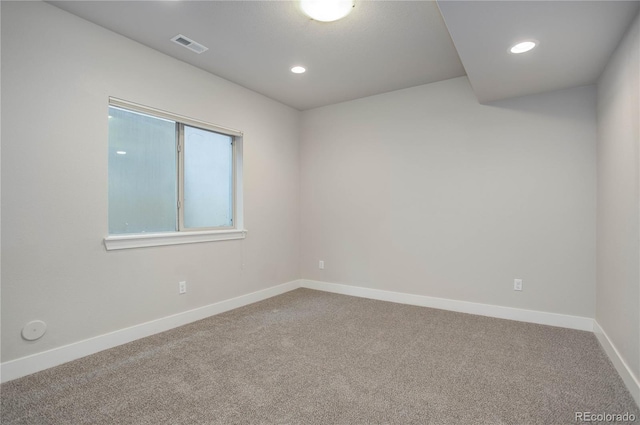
[104, 97, 246, 250]
[104, 229, 247, 251]
[108, 97, 243, 138]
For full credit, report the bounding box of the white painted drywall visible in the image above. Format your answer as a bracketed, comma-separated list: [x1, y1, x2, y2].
[300, 77, 596, 318]
[596, 11, 640, 381]
[0, 0, 610, 373]
[1, 1, 300, 362]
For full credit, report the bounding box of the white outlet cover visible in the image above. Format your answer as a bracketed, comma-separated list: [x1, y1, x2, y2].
[22, 320, 47, 341]
[514, 279, 523, 291]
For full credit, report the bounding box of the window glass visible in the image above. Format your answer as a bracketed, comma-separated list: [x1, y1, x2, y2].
[183, 126, 233, 228]
[108, 106, 177, 234]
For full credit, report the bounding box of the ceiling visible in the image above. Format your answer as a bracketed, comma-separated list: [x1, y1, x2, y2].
[439, 0, 640, 103]
[49, 0, 639, 110]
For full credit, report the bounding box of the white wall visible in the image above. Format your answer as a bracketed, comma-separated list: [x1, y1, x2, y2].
[300, 77, 596, 318]
[597, 11, 640, 381]
[0, 0, 609, 374]
[1, 1, 300, 362]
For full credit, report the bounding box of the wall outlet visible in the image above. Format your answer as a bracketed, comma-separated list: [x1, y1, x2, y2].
[319, 260, 325, 270]
[179, 281, 187, 294]
[513, 279, 523, 291]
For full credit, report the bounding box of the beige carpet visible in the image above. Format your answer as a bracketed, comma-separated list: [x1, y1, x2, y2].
[2, 288, 638, 424]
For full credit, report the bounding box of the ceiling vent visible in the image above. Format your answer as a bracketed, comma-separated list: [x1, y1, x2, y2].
[171, 34, 208, 54]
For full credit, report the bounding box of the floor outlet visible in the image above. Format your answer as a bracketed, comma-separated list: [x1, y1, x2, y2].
[179, 281, 187, 294]
[514, 279, 523, 291]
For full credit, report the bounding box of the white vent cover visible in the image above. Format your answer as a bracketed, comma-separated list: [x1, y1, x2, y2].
[171, 34, 208, 54]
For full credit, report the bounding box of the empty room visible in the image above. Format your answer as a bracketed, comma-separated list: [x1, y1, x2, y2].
[1, 0, 639, 423]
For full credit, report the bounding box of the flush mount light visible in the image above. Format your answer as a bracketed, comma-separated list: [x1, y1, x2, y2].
[291, 66, 306, 74]
[300, 0, 355, 22]
[116, 151, 127, 155]
[510, 40, 537, 54]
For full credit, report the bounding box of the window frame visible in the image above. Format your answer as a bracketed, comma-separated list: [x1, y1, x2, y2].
[104, 97, 245, 251]
[178, 124, 235, 232]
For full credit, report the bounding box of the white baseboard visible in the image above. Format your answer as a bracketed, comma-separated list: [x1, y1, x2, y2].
[1, 280, 302, 383]
[0, 279, 600, 385]
[300, 279, 594, 331]
[593, 321, 640, 407]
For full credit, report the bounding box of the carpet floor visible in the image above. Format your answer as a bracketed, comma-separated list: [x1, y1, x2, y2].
[1, 288, 638, 424]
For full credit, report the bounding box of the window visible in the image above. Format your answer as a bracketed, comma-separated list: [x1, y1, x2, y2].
[104, 98, 245, 250]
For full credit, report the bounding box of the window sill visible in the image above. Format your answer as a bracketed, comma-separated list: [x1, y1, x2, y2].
[104, 229, 247, 251]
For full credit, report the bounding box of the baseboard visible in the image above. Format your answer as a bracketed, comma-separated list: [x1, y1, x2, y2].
[0, 279, 598, 384]
[593, 321, 640, 407]
[300, 279, 594, 331]
[1, 280, 302, 383]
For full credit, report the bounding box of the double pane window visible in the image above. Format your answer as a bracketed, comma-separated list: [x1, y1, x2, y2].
[108, 100, 238, 236]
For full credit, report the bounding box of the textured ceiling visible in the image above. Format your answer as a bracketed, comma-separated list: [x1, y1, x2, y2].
[49, 0, 466, 111]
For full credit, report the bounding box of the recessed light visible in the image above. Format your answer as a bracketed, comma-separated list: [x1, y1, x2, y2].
[291, 66, 306, 74]
[510, 40, 537, 54]
[116, 151, 127, 155]
[300, 0, 354, 22]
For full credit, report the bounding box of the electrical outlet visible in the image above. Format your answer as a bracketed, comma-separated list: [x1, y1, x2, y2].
[319, 260, 325, 270]
[179, 281, 187, 294]
[514, 279, 523, 291]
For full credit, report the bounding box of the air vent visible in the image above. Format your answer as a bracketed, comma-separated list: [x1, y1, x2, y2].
[171, 34, 208, 54]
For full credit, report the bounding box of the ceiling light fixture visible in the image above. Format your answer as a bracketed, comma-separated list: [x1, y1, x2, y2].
[291, 66, 306, 74]
[116, 151, 127, 155]
[300, 0, 355, 22]
[510, 40, 537, 54]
